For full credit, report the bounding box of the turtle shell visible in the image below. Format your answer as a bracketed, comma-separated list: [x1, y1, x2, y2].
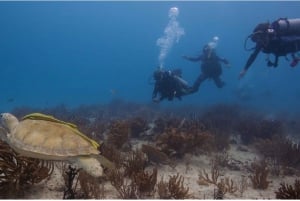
[10, 119, 100, 160]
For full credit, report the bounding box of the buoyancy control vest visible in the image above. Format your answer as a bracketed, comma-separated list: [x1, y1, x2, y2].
[244, 18, 300, 68]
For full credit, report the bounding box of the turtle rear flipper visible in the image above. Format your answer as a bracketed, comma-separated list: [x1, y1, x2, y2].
[95, 154, 116, 170]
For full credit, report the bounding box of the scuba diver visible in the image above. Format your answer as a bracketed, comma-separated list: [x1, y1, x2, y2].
[239, 18, 300, 79]
[182, 36, 230, 93]
[152, 68, 191, 103]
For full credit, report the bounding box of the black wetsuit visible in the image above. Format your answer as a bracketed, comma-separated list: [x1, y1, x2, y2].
[152, 70, 190, 102]
[184, 51, 229, 93]
[243, 18, 300, 72]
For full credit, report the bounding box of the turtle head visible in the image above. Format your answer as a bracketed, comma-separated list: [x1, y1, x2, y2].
[0, 113, 19, 133]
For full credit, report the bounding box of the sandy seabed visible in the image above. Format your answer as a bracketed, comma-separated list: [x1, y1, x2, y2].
[23, 141, 296, 199]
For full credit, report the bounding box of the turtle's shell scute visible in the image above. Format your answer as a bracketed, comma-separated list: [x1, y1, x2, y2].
[11, 119, 99, 158]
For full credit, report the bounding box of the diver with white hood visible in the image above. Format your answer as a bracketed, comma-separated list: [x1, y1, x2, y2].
[182, 36, 230, 93]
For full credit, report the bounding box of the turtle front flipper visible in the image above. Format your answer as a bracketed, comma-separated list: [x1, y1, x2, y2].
[72, 156, 103, 178]
[0, 126, 8, 143]
[71, 155, 115, 178]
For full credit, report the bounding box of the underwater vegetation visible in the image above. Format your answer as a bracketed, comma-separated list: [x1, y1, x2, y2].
[249, 159, 270, 190]
[275, 179, 300, 199]
[0, 141, 53, 198]
[157, 173, 191, 199]
[1, 100, 300, 199]
[106, 120, 130, 150]
[106, 148, 157, 199]
[198, 159, 239, 199]
[155, 126, 215, 158]
[141, 144, 171, 165]
[236, 116, 284, 145]
[63, 165, 80, 199]
[55, 162, 106, 199]
[255, 135, 300, 176]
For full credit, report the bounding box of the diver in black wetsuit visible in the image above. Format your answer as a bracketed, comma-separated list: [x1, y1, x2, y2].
[152, 68, 191, 103]
[182, 42, 230, 93]
[239, 18, 300, 79]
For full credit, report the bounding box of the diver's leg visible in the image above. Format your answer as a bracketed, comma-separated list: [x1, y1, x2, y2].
[273, 56, 279, 67]
[190, 74, 207, 93]
[267, 55, 279, 67]
[290, 53, 300, 67]
[174, 77, 193, 97]
[213, 76, 225, 88]
[159, 96, 166, 102]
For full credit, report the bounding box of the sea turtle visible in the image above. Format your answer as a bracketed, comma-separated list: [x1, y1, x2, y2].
[0, 112, 113, 178]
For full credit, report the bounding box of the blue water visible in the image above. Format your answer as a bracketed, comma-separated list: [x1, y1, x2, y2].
[0, 2, 299, 114]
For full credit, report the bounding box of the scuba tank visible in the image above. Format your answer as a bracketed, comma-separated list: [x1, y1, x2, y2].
[271, 18, 300, 36]
[245, 19, 300, 50]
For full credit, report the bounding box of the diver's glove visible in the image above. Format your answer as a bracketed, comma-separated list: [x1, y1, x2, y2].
[239, 69, 247, 79]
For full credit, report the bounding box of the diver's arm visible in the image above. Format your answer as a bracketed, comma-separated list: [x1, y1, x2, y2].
[217, 56, 230, 65]
[239, 47, 261, 79]
[182, 55, 202, 62]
